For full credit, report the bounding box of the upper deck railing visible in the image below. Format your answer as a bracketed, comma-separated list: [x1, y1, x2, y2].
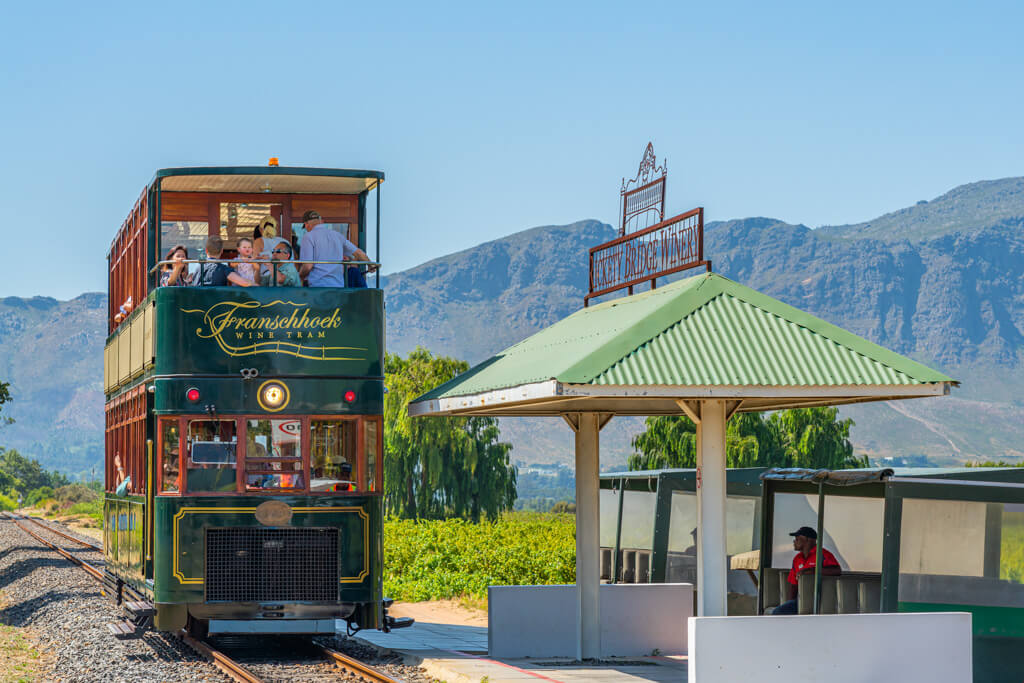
[149, 258, 381, 286]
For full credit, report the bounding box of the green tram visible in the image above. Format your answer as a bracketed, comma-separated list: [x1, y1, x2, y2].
[102, 163, 407, 636]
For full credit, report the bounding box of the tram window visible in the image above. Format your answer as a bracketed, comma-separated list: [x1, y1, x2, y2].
[364, 420, 379, 493]
[186, 419, 237, 493]
[220, 202, 282, 252]
[160, 221, 209, 262]
[244, 419, 304, 491]
[160, 419, 180, 493]
[311, 420, 357, 492]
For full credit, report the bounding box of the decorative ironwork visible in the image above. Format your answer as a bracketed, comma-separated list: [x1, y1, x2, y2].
[586, 208, 710, 306]
[620, 142, 667, 235]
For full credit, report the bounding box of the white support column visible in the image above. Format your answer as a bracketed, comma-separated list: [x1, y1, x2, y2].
[696, 399, 728, 617]
[574, 412, 601, 660]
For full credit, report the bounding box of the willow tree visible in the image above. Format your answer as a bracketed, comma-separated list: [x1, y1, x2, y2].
[384, 348, 516, 521]
[629, 407, 866, 471]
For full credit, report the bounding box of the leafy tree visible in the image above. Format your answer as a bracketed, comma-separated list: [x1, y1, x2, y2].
[385, 347, 517, 521]
[0, 380, 12, 428]
[629, 407, 866, 471]
[0, 448, 69, 492]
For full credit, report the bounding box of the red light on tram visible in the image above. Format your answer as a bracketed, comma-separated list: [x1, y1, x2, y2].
[186, 388, 201, 403]
[344, 390, 356, 403]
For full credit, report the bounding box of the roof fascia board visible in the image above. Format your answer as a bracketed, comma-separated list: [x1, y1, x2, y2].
[558, 382, 951, 399]
[408, 379, 559, 417]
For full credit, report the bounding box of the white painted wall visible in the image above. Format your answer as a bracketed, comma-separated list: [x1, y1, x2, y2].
[688, 612, 972, 683]
[488, 583, 692, 658]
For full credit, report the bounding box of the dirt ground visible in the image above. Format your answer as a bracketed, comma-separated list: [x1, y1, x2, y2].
[388, 600, 488, 627]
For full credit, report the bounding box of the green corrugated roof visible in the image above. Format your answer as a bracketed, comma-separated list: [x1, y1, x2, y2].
[413, 272, 955, 403]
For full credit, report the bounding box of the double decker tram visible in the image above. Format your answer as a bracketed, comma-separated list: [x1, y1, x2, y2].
[103, 163, 407, 636]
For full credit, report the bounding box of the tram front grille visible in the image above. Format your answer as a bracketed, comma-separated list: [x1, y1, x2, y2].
[205, 527, 339, 602]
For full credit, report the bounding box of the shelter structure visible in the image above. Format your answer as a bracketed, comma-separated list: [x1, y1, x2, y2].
[409, 271, 956, 659]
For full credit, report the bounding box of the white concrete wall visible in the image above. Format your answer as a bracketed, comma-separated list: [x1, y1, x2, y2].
[488, 583, 692, 658]
[688, 612, 973, 683]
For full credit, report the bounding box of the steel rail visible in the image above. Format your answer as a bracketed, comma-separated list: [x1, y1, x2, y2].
[17, 514, 103, 551]
[178, 632, 266, 683]
[2, 512, 106, 583]
[2, 512, 265, 683]
[317, 643, 406, 683]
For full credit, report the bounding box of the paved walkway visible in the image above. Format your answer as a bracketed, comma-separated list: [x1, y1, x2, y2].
[354, 620, 688, 683]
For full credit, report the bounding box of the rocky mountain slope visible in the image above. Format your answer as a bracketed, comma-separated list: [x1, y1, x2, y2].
[1, 177, 1022, 475]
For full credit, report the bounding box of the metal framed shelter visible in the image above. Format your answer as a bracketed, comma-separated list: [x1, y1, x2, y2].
[409, 271, 956, 660]
[758, 467, 1024, 682]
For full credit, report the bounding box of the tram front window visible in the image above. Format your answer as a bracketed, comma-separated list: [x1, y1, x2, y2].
[186, 419, 237, 493]
[311, 420, 357, 492]
[160, 419, 180, 493]
[245, 418, 303, 491]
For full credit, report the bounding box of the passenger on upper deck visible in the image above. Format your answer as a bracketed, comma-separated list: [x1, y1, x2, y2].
[297, 210, 375, 287]
[260, 241, 302, 287]
[230, 237, 260, 286]
[770, 526, 841, 615]
[194, 236, 254, 287]
[159, 245, 193, 287]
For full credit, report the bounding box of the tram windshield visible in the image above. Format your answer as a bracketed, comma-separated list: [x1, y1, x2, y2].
[186, 419, 238, 493]
[245, 418, 303, 491]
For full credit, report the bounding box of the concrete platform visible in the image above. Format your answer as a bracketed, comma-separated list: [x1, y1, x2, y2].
[353, 619, 688, 682]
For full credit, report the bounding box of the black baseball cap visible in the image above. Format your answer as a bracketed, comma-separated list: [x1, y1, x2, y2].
[301, 210, 321, 222]
[790, 526, 818, 540]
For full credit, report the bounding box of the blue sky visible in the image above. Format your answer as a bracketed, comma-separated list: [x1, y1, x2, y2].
[1, 1, 1022, 299]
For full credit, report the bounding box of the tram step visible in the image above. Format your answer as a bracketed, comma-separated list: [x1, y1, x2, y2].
[382, 598, 394, 609]
[124, 600, 155, 619]
[386, 616, 414, 630]
[106, 620, 142, 640]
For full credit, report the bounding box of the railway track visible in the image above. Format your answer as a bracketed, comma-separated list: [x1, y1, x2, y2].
[1, 510, 408, 683]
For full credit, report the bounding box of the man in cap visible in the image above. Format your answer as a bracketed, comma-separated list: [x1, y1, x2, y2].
[770, 526, 840, 615]
[297, 210, 375, 287]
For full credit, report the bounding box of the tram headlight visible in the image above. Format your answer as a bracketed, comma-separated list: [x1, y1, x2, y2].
[257, 380, 290, 412]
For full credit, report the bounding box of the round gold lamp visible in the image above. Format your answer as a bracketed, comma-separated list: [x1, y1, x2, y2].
[257, 380, 290, 412]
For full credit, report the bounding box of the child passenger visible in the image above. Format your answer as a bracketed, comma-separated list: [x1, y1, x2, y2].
[231, 237, 259, 286]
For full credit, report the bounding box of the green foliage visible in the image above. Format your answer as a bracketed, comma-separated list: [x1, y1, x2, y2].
[0, 380, 12, 428]
[25, 486, 53, 507]
[54, 483, 99, 505]
[383, 513, 575, 601]
[0, 494, 16, 511]
[384, 348, 516, 521]
[967, 460, 1024, 468]
[629, 407, 866, 471]
[1002, 512, 1024, 584]
[67, 500, 103, 524]
[0, 447, 69, 494]
[549, 501, 576, 513]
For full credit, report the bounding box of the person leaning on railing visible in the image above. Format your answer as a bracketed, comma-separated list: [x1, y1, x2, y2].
[159, 245, 193, 287]
[260, 242, 302, 287]
[297, 210, 376, 287]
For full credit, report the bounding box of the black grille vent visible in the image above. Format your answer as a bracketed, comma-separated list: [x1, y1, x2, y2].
[205, 528, 339, 602]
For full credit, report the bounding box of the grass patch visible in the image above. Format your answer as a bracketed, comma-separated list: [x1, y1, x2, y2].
[383, 512, 576, 603]
[0, 594, 49, 682]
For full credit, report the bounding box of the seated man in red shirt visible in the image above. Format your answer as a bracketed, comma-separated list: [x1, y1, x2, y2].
[771, 526, 840, 615]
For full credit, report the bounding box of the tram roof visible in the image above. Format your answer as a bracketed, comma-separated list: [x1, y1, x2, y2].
[152, 166, 384, 194]
[760, 466, 1024, 486]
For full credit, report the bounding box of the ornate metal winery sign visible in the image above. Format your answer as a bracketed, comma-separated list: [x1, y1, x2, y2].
[586, 144, 710, 306]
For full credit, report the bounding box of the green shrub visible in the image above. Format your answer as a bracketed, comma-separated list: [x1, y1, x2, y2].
[67, 500, 103, 524]
[25, 486, 54, 507]
[54, 484, 98, 505]
[383, 512, 575, 603]
[0, 494, 16, 512]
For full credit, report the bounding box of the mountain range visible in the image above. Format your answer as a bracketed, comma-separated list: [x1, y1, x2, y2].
[1, 177, 1023, 476]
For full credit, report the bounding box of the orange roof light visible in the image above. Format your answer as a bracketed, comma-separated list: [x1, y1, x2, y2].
[268, 157, 279, 166]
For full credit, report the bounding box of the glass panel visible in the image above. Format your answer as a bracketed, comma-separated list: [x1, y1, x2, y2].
[311, 420, 357, 492]
[619, 491, 657, 550]
[599, 488, 621, 548]
[219, 203, 283, 252]
[186, 420, 237, 493]
[364, 419, 378, 492]
[293, 222, 351, 250]
[244, 418, 303, 491]
[160, 419, 180, 493]
[771, 493, 819, 568]
[160, 221, 208, 262]
[821, 496, 884, 571]
[899, 498, 1024, 609]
